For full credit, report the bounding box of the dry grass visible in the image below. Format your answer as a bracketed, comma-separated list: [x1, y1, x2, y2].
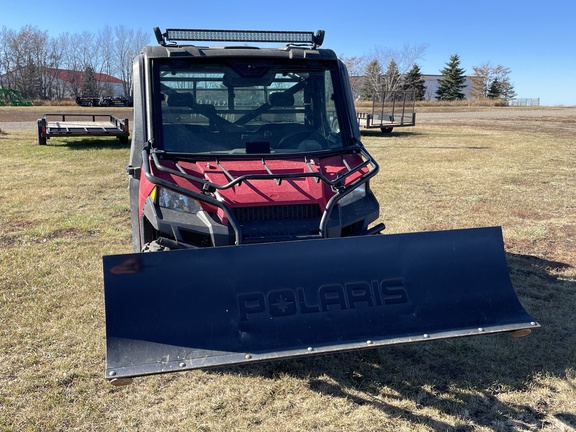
[1, 110, 575, 431]
[355, 99, 509, 112]
[0, 105, 133, 123]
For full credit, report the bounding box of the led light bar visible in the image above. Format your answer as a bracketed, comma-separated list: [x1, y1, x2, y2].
[156, 27, 324, 47]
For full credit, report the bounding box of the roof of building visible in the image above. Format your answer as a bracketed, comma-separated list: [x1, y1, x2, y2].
[45, 68, 124, 85]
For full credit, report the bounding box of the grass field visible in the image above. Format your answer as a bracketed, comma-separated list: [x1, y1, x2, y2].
[1, 107, 575, 431]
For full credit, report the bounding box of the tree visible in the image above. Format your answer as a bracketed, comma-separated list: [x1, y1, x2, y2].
[0, 25, 50, 99]
[96, 26, 115, 97]
[402, 64, 426, 100]
[436, 54, 467, 101]
[370, 43, 428, 80]
[81, 65, 98, 97]
[487, 79, 502, 99]
[382, 59, 400, 92]
[366, 43, 428, 96]
[360, 59, 383, 101]
[498, 78, 517, 101]
[341, 55, 367, 100]
[1, 24, 149, 100]
[114, 26, 148, 97]
[470, 63, 516, 101]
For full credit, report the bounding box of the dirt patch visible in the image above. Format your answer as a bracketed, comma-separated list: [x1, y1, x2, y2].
[416, 106, 576, 134]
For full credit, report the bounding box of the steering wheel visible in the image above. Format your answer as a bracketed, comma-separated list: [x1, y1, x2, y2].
[277, 128, 327, 149]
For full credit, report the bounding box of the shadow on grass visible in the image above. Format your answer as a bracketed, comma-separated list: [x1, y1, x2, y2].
[555, 413, 576, 430]
[361, 129, 425, 138]
[45, 137, 129, 150]
[224, 253, 574, 430]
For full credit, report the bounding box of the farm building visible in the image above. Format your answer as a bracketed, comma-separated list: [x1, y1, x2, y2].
[0, 67, 126, 100]
[349, 75, 475, 101]
[421, 75, 475, 100]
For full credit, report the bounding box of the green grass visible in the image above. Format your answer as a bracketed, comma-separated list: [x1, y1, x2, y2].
[1, 115, 575, 431]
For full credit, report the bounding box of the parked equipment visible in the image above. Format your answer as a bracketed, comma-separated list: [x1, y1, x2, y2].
[103, 27, 538, 385]
[37, 113, 129, 145]
[356, 91, 416, 133]
[75, 96, 133, 107]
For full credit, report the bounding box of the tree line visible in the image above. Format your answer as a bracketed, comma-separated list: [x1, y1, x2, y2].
[343, 49, 516, 102]
[0, 25, 148, 100]
[0, 25, 516, 104]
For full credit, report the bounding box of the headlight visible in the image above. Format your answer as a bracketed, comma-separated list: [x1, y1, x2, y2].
[153, 187, 202, 213]
[338, 184, 367, 207]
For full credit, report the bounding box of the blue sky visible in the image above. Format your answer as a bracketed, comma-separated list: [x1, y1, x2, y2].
[2, 0, 575, 105]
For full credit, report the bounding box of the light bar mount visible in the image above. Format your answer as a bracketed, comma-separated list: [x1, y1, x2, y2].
[153, 27, 325, 48]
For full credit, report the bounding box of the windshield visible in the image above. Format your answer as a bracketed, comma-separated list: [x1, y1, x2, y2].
[154, 60, 345, 155]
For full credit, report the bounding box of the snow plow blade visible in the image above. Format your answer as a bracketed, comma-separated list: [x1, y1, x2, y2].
[103, 226, 538, 381]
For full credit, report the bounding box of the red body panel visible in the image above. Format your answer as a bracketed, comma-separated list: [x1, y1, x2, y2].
[138, 154, 368, 222]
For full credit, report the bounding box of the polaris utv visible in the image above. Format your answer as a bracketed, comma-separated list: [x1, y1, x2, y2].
[128, 29, 381, 252]
[103, 28, 538, 385]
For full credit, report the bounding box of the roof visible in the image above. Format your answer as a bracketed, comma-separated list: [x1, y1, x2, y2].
[141, 44, 338, 61]
[45, 68, 124, 85]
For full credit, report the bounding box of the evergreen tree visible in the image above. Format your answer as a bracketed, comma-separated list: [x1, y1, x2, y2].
[81, 66, 99, 97]
[436, 54, 467, 101]
[19, 59, 42, 99]
[402, 64, 426, 100]
[360, 59, 382, 101]
[487, 79, 502, 99]
[382, 59, 401, 92]
[498, 78, 517, 101]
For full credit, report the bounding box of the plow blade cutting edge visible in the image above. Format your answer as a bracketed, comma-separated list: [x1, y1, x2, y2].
[103, 226, 538, 381]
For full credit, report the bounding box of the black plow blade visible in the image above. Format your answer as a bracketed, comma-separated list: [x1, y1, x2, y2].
[103, 226, 538, 381]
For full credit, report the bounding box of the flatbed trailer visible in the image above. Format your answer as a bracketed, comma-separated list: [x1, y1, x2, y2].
[75, 96, 133, 107]
[37, 113, 130, 145]
[357, 90, 416, 133]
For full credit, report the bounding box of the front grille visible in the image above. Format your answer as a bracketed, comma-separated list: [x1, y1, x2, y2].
[232, 204, 321, 223]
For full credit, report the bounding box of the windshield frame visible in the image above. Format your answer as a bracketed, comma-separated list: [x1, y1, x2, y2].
[151, 57, 352, 157]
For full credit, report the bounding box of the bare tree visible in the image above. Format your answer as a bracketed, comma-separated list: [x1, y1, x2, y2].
[46, 33, 71, 99]
[368, 43, 428, 92]
[0, 25, 51, 99]
[0, 26, 14, 89]
[41, 35, 66, 99]
[0, 25, 150, 101]
[470, 63, 515, 101]
[114, 26, 148, 97]
[63, 31, 98, 97]
[340, 54, 368, 100]
[96, 26, 116, 96]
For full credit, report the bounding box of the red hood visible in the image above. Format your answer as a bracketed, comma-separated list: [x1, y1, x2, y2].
[192, 159, 326, 207]
[150, 154, 367, 211]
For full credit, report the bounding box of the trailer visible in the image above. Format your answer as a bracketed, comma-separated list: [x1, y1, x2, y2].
[357, 90, 416, 133]
[74, 97, 101, 107]
[75, 96, 133, 107]
[37, 113, 130, 145]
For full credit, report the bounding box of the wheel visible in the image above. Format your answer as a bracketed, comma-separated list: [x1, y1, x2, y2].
[37, 121, 47, 145]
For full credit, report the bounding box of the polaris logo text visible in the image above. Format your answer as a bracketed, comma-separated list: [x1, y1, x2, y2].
[238, 279, 408, 321]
